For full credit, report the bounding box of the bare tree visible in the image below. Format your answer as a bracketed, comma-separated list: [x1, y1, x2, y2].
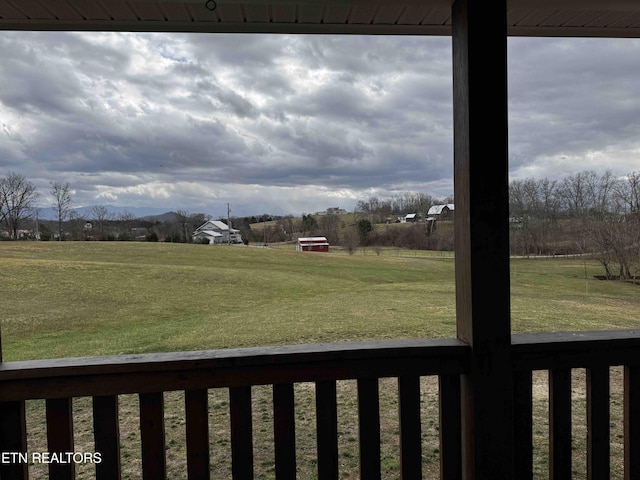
[319, 213, 340, 245]
[189, 213, 209, 229]
[509, 178, 561, 255]
[559, 171, 593, 218]
[90, 205, 113, 240]
[615, 171, 640, 214]
[341, 230, 359, 255]
[118, 210, 136, 222]
[559, 170, 616, 218]
[0, 172, 40, 239]
[174, 210, 191, 243]
[50, 181, 73, 241]
[583, 214, 640, 280]
[590, 169, 617, 215]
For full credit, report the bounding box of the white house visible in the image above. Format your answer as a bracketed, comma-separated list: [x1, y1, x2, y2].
[192, 220, 243, 245]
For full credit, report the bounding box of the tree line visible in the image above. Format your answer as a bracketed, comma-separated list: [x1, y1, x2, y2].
[2, 169, 638, 278]
[508, 170, 639, 280]
[0, 171, 214, 242]
[355, 192, 454, 222]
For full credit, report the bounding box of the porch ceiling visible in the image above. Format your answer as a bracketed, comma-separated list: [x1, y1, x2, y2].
[0, 0, 639, 37]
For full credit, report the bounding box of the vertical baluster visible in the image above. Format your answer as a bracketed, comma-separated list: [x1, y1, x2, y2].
[587, 366, 610, 480]
[229, 386, 253, 480]
[513, 370, 533, 480]
[273, 383, 296, 480]
[315, 380, 338, 480]
[439, 374, 461, 480]
[398, 375, 421, 480]
[625, 365, 640, 480]
[185, 389, 210, 480]
[93, 395, 121, 480]
[549, 368, 572, 480]
[357, 377, 381, 480]
[46, 397, 75, 480]
[139, 392, 166, 480]
[0, 400, 28, 480]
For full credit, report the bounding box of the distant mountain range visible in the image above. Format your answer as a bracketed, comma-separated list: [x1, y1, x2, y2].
[35, 205, 183, 222]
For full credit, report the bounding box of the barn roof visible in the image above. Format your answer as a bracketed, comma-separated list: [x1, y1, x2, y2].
[1, 0, 640, 38]
[427, 204, 454, 215]
[298, 236, 328, 242]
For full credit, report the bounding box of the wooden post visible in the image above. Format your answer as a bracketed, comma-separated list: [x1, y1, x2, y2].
[0, 401, 28, 480]
[46, 398, 75, 480]
[452, 0, 513, 478]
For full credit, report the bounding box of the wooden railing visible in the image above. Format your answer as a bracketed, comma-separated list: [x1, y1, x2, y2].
[0, 330, 639, 479]
[512, 330, 640, 480]
[0, 339, 468, 480]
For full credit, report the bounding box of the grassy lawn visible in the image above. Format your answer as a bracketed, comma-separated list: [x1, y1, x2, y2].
[2, 241, 638, 360]
[1, 241, 459, 361]
[2, 242, 639, 479]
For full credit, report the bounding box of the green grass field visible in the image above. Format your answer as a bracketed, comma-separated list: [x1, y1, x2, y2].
[1, 241, 639, 361]
[2, 242, 639, 479]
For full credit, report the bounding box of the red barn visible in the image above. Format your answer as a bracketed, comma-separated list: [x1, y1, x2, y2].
[296, 236, 330, 252]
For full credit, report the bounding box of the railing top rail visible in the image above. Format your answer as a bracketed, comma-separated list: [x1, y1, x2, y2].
[0, 338, 467, 379]
[3, 330, 640, 401]
[0, 338, 469, 401]
[512, 329, 640, 370]
[513, 329, 640, 345]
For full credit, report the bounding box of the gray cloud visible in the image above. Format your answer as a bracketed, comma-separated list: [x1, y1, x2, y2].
[0, 32, 638, 216]
[508, 37, 640, 177]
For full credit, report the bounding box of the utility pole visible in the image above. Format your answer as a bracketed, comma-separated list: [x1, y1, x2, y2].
[35, 209, 40, 240]
[227, 203, 231, 246]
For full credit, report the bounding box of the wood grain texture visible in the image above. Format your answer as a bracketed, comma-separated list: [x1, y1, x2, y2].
[46, 398, 75, 480]
[439, 374, 462, 480]
[513, 370, 533, 480]
[273, 383, 296, 480]
[185, 389, 210, 480]
[452, 0, 513, 477]
[549, 369, 572, 480]
[398, 375, 422, 480]
[357, 378, 381, 480]
[0, 339, 468, 402]
[93, 395, 121, 480]
[230, 386, 253, 480]
[316, 380, 339, 480]
[587, 366, 610, 480]
[139, 392, 166, 480]
[0, 400, 28, 480]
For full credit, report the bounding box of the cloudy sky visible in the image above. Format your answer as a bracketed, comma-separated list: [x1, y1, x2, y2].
[1, 32, 639, 218]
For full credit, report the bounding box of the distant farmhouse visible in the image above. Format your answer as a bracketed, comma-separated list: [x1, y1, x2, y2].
[316, 207, 348, 216]
[296, 236, 330, 252]
[399, 213, 421, 223]
[193, 221, 243, 245]
[427, 204, 455, 221]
